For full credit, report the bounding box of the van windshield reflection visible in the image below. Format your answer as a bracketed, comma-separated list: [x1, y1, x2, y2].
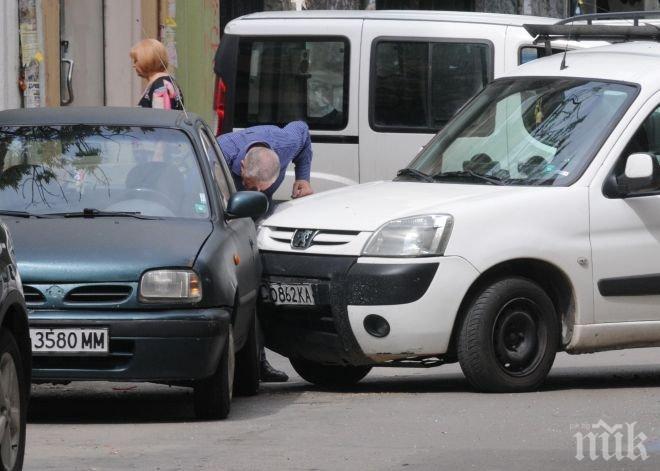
[399, 78, 637, 187]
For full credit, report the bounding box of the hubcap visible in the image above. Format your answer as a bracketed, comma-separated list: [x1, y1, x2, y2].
[492, 298, 547, 377]
[0, 352, 20, 470]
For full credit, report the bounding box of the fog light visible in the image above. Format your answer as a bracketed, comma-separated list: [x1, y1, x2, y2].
[363, 314, 390, 338]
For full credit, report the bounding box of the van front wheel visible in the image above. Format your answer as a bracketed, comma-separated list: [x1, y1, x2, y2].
[457, 277, 559, 393]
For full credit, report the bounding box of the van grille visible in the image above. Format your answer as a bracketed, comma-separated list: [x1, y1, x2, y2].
[269, 227, 361, 247]
[23, 286, 46, 305]
[64, 285, 132, 304]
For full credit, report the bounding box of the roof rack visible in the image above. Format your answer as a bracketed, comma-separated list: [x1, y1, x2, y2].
[524, 10, 660, 53]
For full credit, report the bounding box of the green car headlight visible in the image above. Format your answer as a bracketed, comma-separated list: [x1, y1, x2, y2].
[139, 269, 202, 303]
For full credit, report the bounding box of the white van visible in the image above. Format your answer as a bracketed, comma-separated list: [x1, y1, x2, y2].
[256, 17, 660, 392]
[213, 11, 570, 199]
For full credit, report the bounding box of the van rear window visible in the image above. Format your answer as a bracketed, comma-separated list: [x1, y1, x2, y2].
[235, 37, 349, 131]
[371, 39, 492, 133]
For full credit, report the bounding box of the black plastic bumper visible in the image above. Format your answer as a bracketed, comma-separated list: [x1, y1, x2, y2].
[259, 252, 438, 366]
[28, 308, 230, 382]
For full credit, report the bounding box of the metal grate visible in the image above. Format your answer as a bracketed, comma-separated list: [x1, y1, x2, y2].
[64, 285, 132, 304]
[23, 285, 46, 305]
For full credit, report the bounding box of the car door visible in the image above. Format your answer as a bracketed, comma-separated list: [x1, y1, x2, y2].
[590, 94, 660, 323]
[198, 125, 259, 339]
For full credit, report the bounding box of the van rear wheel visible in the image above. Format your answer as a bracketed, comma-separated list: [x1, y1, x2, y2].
[457, 277, 559, 393]
[290, 357, 371, 388]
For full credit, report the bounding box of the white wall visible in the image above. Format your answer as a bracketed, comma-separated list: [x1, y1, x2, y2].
[0, 0, 21, 110]
[104, 0, 143, 106]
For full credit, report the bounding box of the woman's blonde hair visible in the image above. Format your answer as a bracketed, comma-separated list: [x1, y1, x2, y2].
[130, 38, 169, 76]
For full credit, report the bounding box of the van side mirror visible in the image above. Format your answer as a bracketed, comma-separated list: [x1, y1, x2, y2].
[226, 191, 268, 219]
[604, 153, 656, 198]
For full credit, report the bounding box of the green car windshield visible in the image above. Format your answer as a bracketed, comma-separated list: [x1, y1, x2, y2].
[0, 125, 209, 219]
[402, 78, 637, 186]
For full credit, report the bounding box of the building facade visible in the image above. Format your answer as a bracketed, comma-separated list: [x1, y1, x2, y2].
[0, 0, 219, 123]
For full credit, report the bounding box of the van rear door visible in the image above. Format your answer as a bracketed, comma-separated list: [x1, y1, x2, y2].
[216, 18, 362, 201]
[359, 19, 504, 182]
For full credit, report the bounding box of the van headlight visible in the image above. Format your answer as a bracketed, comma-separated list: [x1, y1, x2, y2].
[362, 215, 453, 257]
[139, 269, 202, 303]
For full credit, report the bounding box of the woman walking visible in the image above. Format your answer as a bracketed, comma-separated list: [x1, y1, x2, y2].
[130, 38, 184, 110]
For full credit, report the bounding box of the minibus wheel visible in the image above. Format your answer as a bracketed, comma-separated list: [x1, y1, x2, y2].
[290, 357, 371, 388]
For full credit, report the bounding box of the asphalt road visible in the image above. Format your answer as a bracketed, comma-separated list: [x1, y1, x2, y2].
[24, 348, 660, 471]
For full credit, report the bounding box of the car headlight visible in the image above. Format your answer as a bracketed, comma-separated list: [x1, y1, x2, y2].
[362, 214, 453, 257]
[139, 269, 202, 303]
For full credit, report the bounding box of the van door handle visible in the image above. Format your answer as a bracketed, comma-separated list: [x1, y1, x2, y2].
[61, 59, 74, 105]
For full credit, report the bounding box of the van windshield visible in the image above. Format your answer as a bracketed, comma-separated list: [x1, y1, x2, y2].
[401, 78, 637, 186]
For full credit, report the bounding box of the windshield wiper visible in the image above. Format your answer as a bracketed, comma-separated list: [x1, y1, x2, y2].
[45, 208, 162, 220]
[0, 210, 53, 219]
[433, 170, 506, 186]
[396, 168, 435, 183]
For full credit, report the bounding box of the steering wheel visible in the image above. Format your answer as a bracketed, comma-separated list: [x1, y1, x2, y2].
[120, 187, 178, 212]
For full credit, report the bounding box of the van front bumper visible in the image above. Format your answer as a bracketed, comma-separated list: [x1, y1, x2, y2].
[259, 252, 479, 366]
[28, 308, 230, 382]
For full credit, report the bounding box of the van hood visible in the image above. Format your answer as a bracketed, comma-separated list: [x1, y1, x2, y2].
[6, 217, 213, 283]
[265, 181, 534, 231]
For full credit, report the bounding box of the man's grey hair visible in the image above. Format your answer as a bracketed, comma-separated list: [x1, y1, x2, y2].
[244, 146, 280, 186]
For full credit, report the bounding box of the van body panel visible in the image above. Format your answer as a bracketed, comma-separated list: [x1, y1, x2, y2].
[216, 13, 580, 198]
[358, 20, 504, 182]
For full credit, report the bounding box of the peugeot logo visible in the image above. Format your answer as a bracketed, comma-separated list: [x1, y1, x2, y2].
[291, 229, 319, 250]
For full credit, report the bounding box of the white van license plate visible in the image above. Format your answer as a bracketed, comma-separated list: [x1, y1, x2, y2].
[29, 328, 109, 355]
[262, 283, 315, 306]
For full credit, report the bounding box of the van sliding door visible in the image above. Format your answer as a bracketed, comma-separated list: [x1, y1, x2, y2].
[359, 20, 503, 183]
[227, 20, 362, 200]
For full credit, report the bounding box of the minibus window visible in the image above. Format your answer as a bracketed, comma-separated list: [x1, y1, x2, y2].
[519, 46, 566, 65]
[235, 37, 349, 131]
[371, 40, 492, 133]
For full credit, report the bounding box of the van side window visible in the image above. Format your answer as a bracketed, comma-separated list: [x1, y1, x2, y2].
[371, 40, 491, 133]
[235, 37, 349, 131]
[519, 46, 565, 65]
[613, 106, 660, 195]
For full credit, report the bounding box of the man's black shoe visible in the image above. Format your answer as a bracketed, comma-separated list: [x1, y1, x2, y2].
[260, 359, 289, 383]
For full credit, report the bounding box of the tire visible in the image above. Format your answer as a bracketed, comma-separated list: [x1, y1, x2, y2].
[290, 357, 371, 388]
[233, 311, 260, 397]
[194, 327, 234, 420]
[457, 277, 559, 393]
[0, 328, 27, 471]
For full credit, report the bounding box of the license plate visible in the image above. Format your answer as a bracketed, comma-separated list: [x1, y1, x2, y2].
[261, 282, 315, 306]
[29, 328, 109, 355]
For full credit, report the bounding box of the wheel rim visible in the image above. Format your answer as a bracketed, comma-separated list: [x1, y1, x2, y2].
[0, 352, 20, 470]
[492, 297, 547, 377]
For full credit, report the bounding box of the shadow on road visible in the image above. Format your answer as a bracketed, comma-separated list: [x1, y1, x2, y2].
[27, 382, 303, 425]
[274, 363, 660, 395]
[26, 363, 660, 424]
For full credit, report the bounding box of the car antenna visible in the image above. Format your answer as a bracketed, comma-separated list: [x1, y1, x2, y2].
[138, 20, 190, 121]
[560, 18, 573, 70]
